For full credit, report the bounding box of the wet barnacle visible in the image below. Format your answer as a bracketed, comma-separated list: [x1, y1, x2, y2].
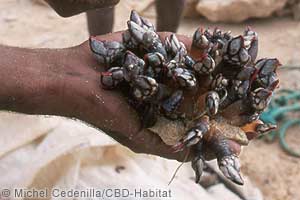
[89, 10, 279, 186]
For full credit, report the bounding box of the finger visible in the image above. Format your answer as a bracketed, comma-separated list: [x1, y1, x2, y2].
[108, 128, 193, 162]
[131, 129, 194, 162]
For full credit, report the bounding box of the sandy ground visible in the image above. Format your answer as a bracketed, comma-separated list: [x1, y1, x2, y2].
[0, 1, 300, 200]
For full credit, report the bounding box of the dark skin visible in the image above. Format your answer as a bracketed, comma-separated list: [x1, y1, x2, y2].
[0, 1, 243, 161]
[86, 0, 186, 35]
[0, 32, 201, 161]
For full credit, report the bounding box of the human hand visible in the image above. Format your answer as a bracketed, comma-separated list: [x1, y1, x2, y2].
[66, 32, 200, 161]
[0, 32, 198, 161]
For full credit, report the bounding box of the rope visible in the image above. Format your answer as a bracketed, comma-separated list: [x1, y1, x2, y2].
[279, 119, 300, 157]
[193, 65, 300, 157]
[260, 74, 300, 157]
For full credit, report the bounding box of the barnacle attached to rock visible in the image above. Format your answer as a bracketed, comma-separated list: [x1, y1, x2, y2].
[89, 10, 280, 185]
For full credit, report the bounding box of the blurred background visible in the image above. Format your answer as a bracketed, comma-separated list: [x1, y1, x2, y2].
[0, 0, 300, 200]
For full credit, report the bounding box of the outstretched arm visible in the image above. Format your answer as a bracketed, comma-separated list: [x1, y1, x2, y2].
[0, 32, 193, 161]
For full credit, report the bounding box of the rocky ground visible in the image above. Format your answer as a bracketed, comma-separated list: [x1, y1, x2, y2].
[0, 1, 300, 200]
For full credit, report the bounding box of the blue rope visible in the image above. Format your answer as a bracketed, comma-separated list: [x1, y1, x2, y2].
[260, 89, 300, 157]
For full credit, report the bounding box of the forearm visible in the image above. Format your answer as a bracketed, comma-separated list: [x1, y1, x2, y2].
[0, 33, 195, 161]
[0, 45, 74, 117]
[0, 43, 140, 134]
[0, 33, 194, 133]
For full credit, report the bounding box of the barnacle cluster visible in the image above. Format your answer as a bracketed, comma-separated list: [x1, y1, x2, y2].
[89, 10, 280, 185]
